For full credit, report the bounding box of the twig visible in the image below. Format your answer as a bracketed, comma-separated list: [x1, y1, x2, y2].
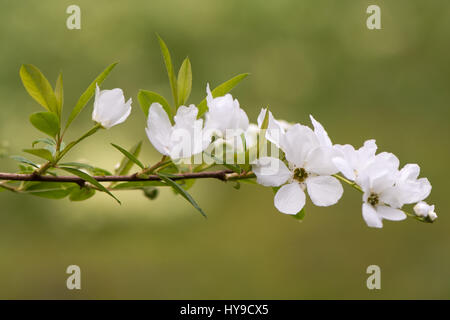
[0, 170, 238, 184]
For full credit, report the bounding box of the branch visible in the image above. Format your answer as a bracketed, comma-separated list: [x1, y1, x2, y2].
[0, 170, 250, 184]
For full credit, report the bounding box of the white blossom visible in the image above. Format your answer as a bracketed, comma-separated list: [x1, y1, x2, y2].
[256, 108, 286, 147]
[414, 201, 437, 221]
[145, 103, 206, 160]
[252, 117, 343, 215]
[92, 84, 132, 129]
[204, 83, 249, 140]
[332, 140, 378, 181]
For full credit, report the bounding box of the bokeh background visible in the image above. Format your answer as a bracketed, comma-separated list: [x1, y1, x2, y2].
[0, 0, 449, 299]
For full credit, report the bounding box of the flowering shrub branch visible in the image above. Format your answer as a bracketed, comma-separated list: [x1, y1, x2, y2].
[0, 36, 437, 228]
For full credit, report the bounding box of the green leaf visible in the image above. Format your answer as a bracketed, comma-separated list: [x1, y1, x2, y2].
[111, 143, 144, 170]
[65, 62, 118, 130]
[60, 162, 112, 176]
[143, 187, 159, 200]
[157, 34, 178, 105]
[197, 73, 249, 117]
[157, 172, 207, 218]
[23, 182, 75, 199]
[18, 165, 35, 174]
[69, 186, 96, 201]
[177, 57, 192, 107]
[293, 208, 306, 221]
[11, 155, 39, 168]
[23, 148, 53, 161]
[260, 107, 270, 130]
[138, 90, 172, 120]
[59, 167, 121, 204]
[204, 152, 242, 174]
[111, 181, 167, 190]
[19, 64, 59, 115]
[54, 72, 64, 116]
[29, 112, 60, 137]
[114, 142, 143, 175]
[32, 138, 56, 148]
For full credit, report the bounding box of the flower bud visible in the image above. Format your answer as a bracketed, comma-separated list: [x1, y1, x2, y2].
[92, 84, 132, 129]
[414, 201, 437, 221]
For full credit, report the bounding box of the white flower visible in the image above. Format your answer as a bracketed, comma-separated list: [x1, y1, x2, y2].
[252, 118, 343, 215]
[204, 83, 249, 139]
[358, 153, 407, 228]
[146, 103, 206, 160]
[413, 201, 437, 221]
[242, 109, 290, 153]
[256, 108, 286, 147]
[92, 84, 132, 129]
[332, 140, 378, 181]
[388, 164, 431, 208]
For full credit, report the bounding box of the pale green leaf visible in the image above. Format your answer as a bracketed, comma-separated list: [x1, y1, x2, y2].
[177, 57, 192, 107]
[137, 90, 172, 120]
[10, 155, 39, 168]
[20, 64, 59, 115]
[29, 112, 60, 137]
[111, 143, 144, 169]
[23, 148, 53, 161]
[157, 34, 178, 105]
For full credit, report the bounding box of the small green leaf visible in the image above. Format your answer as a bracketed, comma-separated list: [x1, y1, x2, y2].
[260, 107, 270, 130]
[29, 112, 60, 137]
[60, 167, 121, 204]
[19, 64, 59, 115]
[23, 182, 75, 199]
[177, 57, 192, 107]
[32, 138, 56, 148]
[114, 141, 143, 176]
[204, 152, 242, 174]
[197, 73, 249, 117]
[111, 143, 144, 169]
[65, 62, 118, 130]
[293, 208, 306, 221]
[111, 181, 167, 190]
[23, 148, 53, 161]
[60, 162, 112, 176]
[54, 72, 63, 116]
[137, 90, 172, 120]
[10, 155, 40, 168]
[69, 186, 96, 201]
[157, 172, 207, 218]
[157, 34, 178, 105]
[143, 187, 159, 200]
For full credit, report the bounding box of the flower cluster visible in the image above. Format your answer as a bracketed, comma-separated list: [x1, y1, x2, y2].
[72, 74, 437, 229]
[12, 40, 436, 228]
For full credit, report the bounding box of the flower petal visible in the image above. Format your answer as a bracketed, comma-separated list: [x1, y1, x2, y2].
[274, 182, 306, 215]
[304, 146, 339, 175]
[310, 115, 332, 147]
[252, 157, 292, 187]
[145, 103, 173, 156]
[376, 205, 406, 221]
[279, 124, 318, 168]
[362, 203, 383, 228]
[332, 156, 356, 181]
[305, 175, 343, 207]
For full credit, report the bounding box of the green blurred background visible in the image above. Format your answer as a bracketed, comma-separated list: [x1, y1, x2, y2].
[0, 0, 449, 299]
